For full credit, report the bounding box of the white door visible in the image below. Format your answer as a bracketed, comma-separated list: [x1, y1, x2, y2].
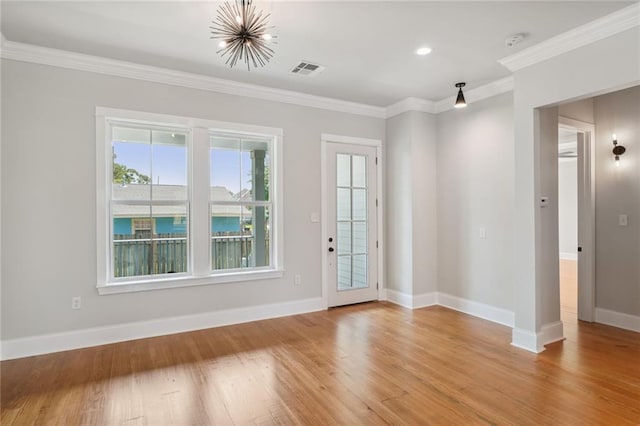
[326, 142, 378, 307]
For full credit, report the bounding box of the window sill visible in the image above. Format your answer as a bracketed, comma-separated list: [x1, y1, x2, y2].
[97, 269, 285, 295]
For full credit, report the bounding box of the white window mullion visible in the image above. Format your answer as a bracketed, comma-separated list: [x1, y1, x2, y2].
[191, 126, 210, 277]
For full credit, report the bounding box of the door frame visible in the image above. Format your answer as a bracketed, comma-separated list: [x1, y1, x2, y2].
[321, 134, 384, 309]
[558, 116, 595, 322]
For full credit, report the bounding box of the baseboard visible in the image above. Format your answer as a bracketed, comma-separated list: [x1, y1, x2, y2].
[595, 307, 640, 333]
[1, 297, 325, 361]
[437, 293, 515, 327]
[559, 252, 578, 261]
[541, 320, 565, 345]
[385, 289, 438, 309]
[511, 327, 545, 353]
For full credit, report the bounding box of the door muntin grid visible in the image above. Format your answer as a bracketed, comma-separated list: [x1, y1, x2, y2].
[336, 153, 368, 291]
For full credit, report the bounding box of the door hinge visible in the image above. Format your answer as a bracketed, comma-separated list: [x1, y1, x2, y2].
[375, 157, 378, 165]
[376, 240, 379, 248]
[376, 282, 379, 289]
[376, 198, 378, 207]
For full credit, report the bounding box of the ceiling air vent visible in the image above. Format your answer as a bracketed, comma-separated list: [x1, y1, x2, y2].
[290, 61, 325, 77]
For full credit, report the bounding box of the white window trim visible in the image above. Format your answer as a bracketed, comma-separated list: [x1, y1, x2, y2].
[96, 107, 284, 295]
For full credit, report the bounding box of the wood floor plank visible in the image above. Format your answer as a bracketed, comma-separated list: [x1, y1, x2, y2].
[2, 302, 640, 425]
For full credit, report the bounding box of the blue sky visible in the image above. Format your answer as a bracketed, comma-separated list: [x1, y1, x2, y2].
[113, 142, 254, 193]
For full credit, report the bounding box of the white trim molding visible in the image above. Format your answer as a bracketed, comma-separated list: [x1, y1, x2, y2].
[595, 308, 640, 333]
[437, 293, 515, 327]
[559, 252, 578, 261]
[499, 3, 640, 72]
[0, 297, 325, 361]
[0, 40, 386, 119]
[541, 321, 565, 345]
[385, 97, 436, 118]
[511, 328, 545, 353]
[385, 291, 514, 327]
[385, 290, 438, 309]
[433, 77, 514, 113]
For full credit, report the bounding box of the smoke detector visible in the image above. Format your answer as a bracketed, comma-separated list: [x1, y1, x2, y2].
[505, 33, 525, 48]
[290, 61, 326, 77]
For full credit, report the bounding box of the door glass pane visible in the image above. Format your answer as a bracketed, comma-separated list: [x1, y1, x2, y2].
[337, 188, 351, 221]
[337, 256, 351, 290]
[337, 154, 350, 187]
[352, 222, 367, 254]
[352, 155, 366, 188]
[352, 189, 367, 221]
[337, 222, 351, 255]
[352, 255, 367, 289]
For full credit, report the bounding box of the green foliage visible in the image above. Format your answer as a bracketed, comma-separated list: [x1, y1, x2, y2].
[113, 154, 150, 184]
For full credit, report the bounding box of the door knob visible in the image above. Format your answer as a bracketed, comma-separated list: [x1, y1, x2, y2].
[328, 247, 335, 252]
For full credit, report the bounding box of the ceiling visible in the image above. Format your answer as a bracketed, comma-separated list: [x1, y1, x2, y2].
[1, 1, 633, 106]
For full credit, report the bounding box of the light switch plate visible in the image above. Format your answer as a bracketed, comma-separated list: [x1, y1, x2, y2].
[619, 214, 628, 226]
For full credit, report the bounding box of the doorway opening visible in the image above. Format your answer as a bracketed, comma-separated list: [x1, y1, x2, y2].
[558, 117, 595, 323]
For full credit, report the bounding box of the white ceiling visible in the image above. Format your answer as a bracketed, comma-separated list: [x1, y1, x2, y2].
[0, 1, 632, 106]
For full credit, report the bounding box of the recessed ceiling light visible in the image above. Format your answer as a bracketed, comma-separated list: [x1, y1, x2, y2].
[416, 47, 432, 56]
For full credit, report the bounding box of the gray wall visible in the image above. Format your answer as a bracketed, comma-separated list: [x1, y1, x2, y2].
[1, 59, 385, 339]
[593, 85, 640, 316]
[558, 158, 578, 258]
[385, 111, 437, 296]
[436, 93, 515, 310]
[512, 26, 639, 344]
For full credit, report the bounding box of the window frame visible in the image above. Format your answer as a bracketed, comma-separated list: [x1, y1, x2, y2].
[96, 107, 284, 295]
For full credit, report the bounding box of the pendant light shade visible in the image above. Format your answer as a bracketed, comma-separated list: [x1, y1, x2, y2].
[454, 82, 467, 108]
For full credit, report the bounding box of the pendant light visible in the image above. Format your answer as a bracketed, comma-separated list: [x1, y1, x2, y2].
[454, 82, 467, 108]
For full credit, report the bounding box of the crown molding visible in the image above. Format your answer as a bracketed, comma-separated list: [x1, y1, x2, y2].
[385, 97, 436, 118]
[433, 76, 514, 113]
[1, 38, 516, 120]
[0, 40, 386, 119]
[499, 3, 640, 72]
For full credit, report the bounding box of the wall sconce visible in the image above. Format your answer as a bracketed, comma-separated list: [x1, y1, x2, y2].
[612, 133, 626, 167]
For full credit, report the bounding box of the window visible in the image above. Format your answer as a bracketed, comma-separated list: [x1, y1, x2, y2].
[96, 108, 283, 294]
[210, 132, 272, 271]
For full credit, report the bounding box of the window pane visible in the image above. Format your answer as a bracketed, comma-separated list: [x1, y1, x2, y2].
[211, 136, 241, 200]
[112, 140, 151, 200]
[337, 188, 351, 221]
[352, 189, 367, 221]
[211, 204, 271, 270]
[337, 256, 351, 291]
[112, 204, 188, 278]
[211, 135, 271, 203]
[337, 222, 351, 255]
[352, 155, 366, 188]
[352, 222, 367, 254]
[337, 154, 350, 187]
[152, 131, 187, 200]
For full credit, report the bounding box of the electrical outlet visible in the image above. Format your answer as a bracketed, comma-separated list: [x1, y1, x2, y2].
[479, 227, 487, 239]
[294, 274, 302, 286]
[71, 296, 82, 310]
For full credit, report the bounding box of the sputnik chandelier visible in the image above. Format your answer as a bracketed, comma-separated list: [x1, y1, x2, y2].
[210, 0, 276, 71]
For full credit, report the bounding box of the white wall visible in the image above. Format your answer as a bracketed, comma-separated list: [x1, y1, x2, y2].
[558, 158, 578, 259]
[385, 113, 414, 295]
[512, 26, 640, 351]
[436, 93, 514, 311]
[385, 111, 437, 299]
[593, 85, 640, 317]
[0, 59, 385, 340]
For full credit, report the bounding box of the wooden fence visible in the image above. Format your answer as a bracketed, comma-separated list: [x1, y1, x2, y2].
[113, 233, 269, 278]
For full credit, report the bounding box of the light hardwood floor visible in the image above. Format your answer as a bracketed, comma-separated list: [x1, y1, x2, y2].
[2, 298, 639, 424]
